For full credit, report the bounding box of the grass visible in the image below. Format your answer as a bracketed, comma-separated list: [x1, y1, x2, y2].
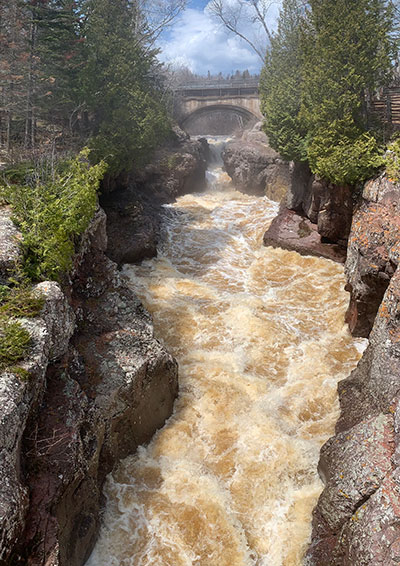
[0, 320, 32, 372]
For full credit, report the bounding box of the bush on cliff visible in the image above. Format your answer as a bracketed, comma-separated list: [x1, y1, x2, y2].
[1, 149, 106, 281]
[307, 130, 384, 186]
[385, 138, 400, 182]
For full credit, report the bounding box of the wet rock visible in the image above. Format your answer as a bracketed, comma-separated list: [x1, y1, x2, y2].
[345, 174, 400, 337]
[0, 206, 22, 283]
[285, 162, 313, 213]
[263, 205, 346, 263]
[266, 165, 354, 260]
[0, 209, 179, 566]
[222, 139, 282, 196]
[102, 135, 208, 265]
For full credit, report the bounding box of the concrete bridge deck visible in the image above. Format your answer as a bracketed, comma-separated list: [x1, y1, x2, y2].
[175, 80, 262, 134]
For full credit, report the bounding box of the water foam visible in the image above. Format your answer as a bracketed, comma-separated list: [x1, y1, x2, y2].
[86, 151, 365, 566]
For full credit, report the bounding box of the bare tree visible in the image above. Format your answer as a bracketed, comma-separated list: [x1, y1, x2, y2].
[133, 0, 187, 45]
[208, 0, 277, 61]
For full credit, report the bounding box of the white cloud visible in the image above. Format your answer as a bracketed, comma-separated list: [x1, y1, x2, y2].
[157, 2, 280, 76]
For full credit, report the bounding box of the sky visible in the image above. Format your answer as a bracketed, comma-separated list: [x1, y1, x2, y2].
[157, 0, 281, 76]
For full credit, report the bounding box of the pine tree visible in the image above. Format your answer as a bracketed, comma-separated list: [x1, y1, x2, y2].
[34, 0, 86, 135]
[80, 0, 170, 174]
[260, 0, 306, 162]
[301, 0, 396, 184]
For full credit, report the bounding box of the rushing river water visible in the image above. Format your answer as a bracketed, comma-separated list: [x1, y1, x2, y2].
[87, 140, 365, 566]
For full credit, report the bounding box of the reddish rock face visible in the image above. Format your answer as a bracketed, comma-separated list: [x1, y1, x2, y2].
[263, 205, 346, 263]
[263, 163, 353, 260]
[306, 175, 400, 566]
[345, 175, 400, 337]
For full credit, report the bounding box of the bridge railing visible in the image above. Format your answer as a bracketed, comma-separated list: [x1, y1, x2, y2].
[175, 79, 259, 91]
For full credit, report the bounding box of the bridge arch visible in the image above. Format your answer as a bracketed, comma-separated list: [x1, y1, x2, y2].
[180, 103, 259, 136]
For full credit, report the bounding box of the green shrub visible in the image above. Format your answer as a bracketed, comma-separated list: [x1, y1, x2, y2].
[385, 138, 400, 183]
[0, 149, 106, 281]
[307, 129, 384, 185]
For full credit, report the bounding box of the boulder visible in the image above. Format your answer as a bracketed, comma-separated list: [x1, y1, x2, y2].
[222, 139, 281, 195]
[263, 205, 346, 263]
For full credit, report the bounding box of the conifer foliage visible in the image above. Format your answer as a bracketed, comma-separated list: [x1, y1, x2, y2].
[260, 0, 306, 162]
[260, 0, 397, 185]
[0, 0, 171, 175]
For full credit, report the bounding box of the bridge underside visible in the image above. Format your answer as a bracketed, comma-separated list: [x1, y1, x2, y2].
[180, 104, 259, 136]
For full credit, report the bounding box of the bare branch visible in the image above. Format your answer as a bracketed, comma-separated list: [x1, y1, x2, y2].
[208, 0, 269, 60]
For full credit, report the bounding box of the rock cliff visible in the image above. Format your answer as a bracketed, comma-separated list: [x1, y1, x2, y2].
[263, 163, 352, 263]
[0, 212, 180, 565]
[102, 127, 208, 266]
[306, 174, 400, 565]
[221, 124, 292, 201]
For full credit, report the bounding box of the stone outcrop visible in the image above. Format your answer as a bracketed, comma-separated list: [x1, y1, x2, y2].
[345, 173, 400, 337]
[102, 126, 208, 266]
[0, 206, 22, 284]
[0, 209, 178, 566]
[263, 204, 347, 263]
[221, 124, 291, 201]
[306, 174, 400, 565]
[0, 281, 75, 566]
[263, 163, 353, 262]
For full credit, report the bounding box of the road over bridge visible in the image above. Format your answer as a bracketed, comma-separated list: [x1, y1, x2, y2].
[175, 80, 262, 135]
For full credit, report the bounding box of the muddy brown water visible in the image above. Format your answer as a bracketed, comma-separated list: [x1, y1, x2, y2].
[86, 144, 365, 566]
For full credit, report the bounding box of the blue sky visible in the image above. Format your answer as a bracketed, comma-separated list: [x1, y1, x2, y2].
[158, 1, 281, 76]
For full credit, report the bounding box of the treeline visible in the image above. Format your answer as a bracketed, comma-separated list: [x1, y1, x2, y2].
[260, 0, 400, 186]
[0, 0, 172, 175]
[171, 65, 259, 86]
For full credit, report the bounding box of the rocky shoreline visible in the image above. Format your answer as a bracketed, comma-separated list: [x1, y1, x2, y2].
[0, 130, 207, 566]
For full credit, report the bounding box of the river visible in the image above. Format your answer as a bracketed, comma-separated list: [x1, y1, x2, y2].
[86, 139, 365, 566]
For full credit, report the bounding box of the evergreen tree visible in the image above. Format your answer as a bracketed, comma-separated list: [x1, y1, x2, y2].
[81, 0, 170, 174]
[260, 0, 306, 162]
[301, 0, 396, 184]
[34, 0, 86, 134]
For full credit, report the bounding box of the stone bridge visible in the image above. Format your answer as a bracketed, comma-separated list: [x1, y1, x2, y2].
[175, 80, 262, 135]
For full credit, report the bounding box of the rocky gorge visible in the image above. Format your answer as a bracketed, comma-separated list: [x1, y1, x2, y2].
[0, 129, 207, 566]
[1, 120, 400, 565]
[221, 125, 400, 564]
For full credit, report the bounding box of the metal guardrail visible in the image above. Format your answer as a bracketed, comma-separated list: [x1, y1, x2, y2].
[175, 80, 259, 91]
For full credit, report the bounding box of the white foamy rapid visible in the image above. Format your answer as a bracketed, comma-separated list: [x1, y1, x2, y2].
[86, 138, 366, 566]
